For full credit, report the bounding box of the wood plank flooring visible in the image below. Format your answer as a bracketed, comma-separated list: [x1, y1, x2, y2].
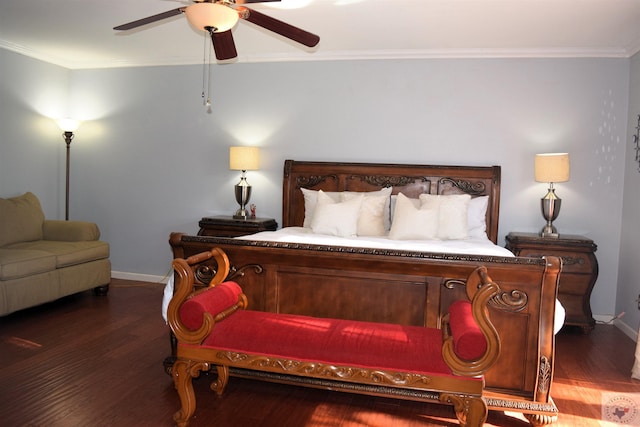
[1, 279, 639, 426]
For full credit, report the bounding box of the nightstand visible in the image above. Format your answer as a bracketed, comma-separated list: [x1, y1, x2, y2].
[505, 232, 598, 334]
[197, 215, 278, 237]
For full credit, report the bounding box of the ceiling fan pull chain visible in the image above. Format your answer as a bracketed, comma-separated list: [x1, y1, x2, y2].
[206, 36, 213, 108]
[201, 31, 207, 104]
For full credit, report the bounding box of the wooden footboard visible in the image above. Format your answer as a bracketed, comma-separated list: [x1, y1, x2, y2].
[169, 232, 561, 424]
[169, 248, 506, 427]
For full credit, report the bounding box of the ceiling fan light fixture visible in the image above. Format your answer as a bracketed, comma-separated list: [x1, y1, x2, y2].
[185, 3, 239, 33]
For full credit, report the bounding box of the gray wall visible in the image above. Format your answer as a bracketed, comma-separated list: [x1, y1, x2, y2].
[619, 51, 640, 336]
[0, 50, 71, 217]
[1, 48, 634, 331]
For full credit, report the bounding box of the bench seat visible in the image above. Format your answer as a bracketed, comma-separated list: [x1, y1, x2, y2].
[180, 280, 486, 384]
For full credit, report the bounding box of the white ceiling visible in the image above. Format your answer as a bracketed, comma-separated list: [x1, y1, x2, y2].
[1, 0, 640, 70]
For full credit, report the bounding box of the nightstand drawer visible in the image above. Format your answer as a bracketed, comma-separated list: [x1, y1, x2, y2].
[558, 274, 593, 295]
[514, 249, 594, 275]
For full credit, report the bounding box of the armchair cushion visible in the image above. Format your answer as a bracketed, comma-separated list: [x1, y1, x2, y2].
[43, 220, 101, 241]
[5, 240, 109, 268]
[448, 300, 487, 361]
[0, 248, 56, 280]
[0, 192, 44, 247]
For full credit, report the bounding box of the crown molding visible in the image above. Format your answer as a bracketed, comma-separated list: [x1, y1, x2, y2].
[1, 40, 637, 70]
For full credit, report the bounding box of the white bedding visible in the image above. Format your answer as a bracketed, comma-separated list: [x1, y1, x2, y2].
[236, 226, 515, 258]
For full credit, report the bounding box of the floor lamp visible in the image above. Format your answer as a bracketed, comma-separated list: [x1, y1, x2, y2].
[57, 118, 80, 221]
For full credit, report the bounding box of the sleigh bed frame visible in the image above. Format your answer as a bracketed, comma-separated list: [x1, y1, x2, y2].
[169, 160, 561, 425]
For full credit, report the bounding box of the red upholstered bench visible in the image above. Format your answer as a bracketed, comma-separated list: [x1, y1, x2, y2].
[167, 248, 502, 427]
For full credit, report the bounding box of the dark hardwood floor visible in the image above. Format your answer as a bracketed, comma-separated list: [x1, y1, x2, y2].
[1, 279, 639, 426]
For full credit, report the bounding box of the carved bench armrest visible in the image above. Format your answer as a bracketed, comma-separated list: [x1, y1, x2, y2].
[442, 266, 501, 377]
[167, 248, 247, 345]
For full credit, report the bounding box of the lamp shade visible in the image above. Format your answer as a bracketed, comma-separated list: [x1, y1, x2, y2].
[230, 146, 259, 171]
[57, 118, 80, 132]
[534, 153, 570, 183]
[185, 3, 239, 32]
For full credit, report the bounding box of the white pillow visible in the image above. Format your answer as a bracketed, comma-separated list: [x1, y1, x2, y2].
[388, 193, 438, 240]
[419, 194, 471, 240]
[310, 190, 363, 237]
[301, 188, 341, 228]
[389, 193, 419, 219]
[468, 196, 489, 239]
[341, 192, 388, 236]
[390, 193, 487, 239]
[301, 187, 392, 230]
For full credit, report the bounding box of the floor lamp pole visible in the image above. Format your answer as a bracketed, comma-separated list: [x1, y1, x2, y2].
[63, 131, 74, 221]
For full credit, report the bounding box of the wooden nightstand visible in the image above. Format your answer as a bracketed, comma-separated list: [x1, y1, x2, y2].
[505, 232, 598, 334]
[197, 215, 278, 237]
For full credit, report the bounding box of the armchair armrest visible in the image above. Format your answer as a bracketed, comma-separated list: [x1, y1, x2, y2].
[43, 220, 100, 241]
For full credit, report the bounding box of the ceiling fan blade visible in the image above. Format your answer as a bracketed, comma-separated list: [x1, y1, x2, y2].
[235, 0, 281, 3]
[113, 8, 185, 31]
[238, 7, 320, 48]
[211, 30, 238, 60]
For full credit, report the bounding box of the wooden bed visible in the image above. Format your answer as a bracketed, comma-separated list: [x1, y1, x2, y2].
[169, 160, 561, 426]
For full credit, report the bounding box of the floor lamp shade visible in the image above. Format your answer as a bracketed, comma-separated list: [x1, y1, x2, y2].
[57, 118, 80, 133]
[230, 147, 259, 219]
[534, 153, 570, 237]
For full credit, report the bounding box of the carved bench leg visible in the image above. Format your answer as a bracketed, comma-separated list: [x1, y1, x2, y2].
[163, 332, 178, 376]
[440, 393, 488, 427]
[172, 359, 209, 427]
[524, 413, 559, 426]
[210, 365, 229, 396]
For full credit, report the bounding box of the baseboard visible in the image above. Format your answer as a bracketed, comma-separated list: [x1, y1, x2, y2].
[616, 320, 638, 342]
[111, 271, 168, 284]
[593, 314, 637, 342]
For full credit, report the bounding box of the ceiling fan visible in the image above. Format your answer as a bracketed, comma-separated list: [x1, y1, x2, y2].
[113, 0, 320, 61]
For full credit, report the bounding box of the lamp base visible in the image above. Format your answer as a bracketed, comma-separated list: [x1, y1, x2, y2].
[540, 223, 559, 238]
[539, 190, 561, 238]
[233, 180, 252, 220]
[233, 209, 249, 220]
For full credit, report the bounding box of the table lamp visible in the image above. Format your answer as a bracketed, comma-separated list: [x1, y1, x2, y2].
[229, 146, 259, 219]
[534, 153, 570, 238]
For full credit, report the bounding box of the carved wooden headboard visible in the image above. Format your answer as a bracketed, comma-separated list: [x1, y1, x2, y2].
[282, 160, 502, 244]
